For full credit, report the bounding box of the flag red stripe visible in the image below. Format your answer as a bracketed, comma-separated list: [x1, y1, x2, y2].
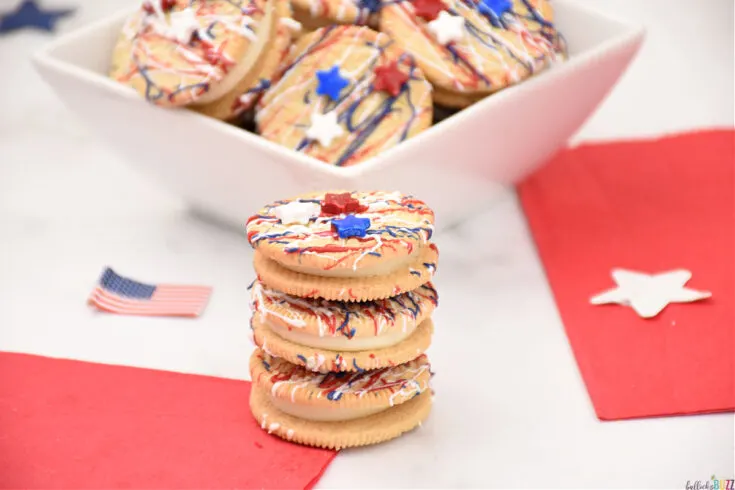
[88, 288, 209, 316]
[89, 292, 203, 314]
[89, 299, 201, 317]
[89, 300, 200, 318]
[92, 288, 208, 310]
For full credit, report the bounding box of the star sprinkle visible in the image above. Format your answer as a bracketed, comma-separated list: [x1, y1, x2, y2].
[274, 201, 321, 225]
[427, 11, 465, 45]
[477, 0, 512, 17]
[0, 0, 73, 34]
[411, 0, 447, 21]
[331, 215, 371, 239]
[321, 193, 368, 215]
[315, 66, 349, 101]
[373, 61, 410, 97]
[305, 111, 344, 147]
[166, 7, 202, 44]
[590, 269, 712, 319]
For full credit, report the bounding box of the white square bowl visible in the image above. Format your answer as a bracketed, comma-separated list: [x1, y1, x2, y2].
[33, 1, 644, 230]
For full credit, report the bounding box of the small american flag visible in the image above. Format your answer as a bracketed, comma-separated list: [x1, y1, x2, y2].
[88, 268, 212, 318]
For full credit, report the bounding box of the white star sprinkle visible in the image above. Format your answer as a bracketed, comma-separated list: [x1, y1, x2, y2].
[166, 7, 202, 44]
[590, 269, 712, 319]
[274, 201, 321, 225]
[427, 11, 466, 45]
[305, 111, 344, 147]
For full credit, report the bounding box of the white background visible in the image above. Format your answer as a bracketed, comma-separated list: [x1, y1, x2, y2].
[1, 0, 733, 488]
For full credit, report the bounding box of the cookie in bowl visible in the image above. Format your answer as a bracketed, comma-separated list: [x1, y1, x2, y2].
[109, 0, 276, 113]
[289, 0, 380, 32]
[255, 26, 433, 167]
[193, 0, 302, 121]
[381, 0, 567, 107]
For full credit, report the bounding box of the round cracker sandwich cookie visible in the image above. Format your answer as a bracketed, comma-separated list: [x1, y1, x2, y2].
[249, 278, 437, 372]
[255, 26, 433, 166]
[252, 316, 433, 372]
[253, 244, 438, 301]
[247, 191, 435, 277]
[109, 0, 274, 108]
[289, 0, 379, 33]
[193, 0, 302, 120]
[246, 191, 438, 301]
[250, 279, 438, 347]
[380, 0, 566, 108]
[249, 349, 433, 449]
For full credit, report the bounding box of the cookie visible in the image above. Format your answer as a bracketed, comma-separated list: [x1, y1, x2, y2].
[255, 26, 433, 166]
[193, 0, 301, 120]
[381, 0, 566, 107]
[246, 191, 435, 278]
[249, 278, 437, 371]
[249, 349, 433, 449]
[432, 86, 487, 108]
[250, 279, 438, 345]
[251, 315, 433, 372]
[253, 244, 437, 301]
[109, 0, 274, 108]
[432, 102, 461, 124]
[290, 0, 379, 32]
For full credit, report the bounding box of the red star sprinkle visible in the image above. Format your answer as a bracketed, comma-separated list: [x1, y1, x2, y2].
[373, 61, 410, 97]
[321, 193, 368, 215]
[411, 0, 447, 21]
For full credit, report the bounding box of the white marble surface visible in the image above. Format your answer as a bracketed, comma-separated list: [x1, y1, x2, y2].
[1, 0, 733, 488]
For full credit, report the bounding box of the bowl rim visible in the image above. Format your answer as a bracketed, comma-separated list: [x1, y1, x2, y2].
[33, 1, 645, 179]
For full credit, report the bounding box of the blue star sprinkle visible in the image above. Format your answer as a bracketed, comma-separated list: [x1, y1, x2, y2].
[478, 0, 512, 17]
[331, 215, 371, 239]
[0, 0, 74, 34]
[316, 65, 349, 101]
[358, 0, 381, 13]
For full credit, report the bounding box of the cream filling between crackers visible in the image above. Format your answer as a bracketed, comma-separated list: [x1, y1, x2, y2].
[190, 2, 275, 105]
[266, 319, 418, 351]
[270, 395, 388, 422]
[279, 246, 422, 278]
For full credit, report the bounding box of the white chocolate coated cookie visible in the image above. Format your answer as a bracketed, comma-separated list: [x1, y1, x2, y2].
[381, 0, 566, 106]
[255, 26, 433, 166]
[110, 0, 274, 107]
[193, 0, 300, 120]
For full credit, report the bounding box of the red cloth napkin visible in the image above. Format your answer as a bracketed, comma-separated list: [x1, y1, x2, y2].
[518, 129, 735, 420]
[0, 352, 337, 489]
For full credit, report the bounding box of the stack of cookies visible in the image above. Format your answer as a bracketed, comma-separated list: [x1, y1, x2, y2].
[109, 0, 567, 166]
[244, 190, 438, 449]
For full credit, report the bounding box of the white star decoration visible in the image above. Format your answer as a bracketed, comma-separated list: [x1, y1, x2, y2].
[166, 8, 202, 44]
[306, 111, 344, 147]
[274, 201, 321, 225]
[428, 11, 466, 45]
[590, 269, 712, 319]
